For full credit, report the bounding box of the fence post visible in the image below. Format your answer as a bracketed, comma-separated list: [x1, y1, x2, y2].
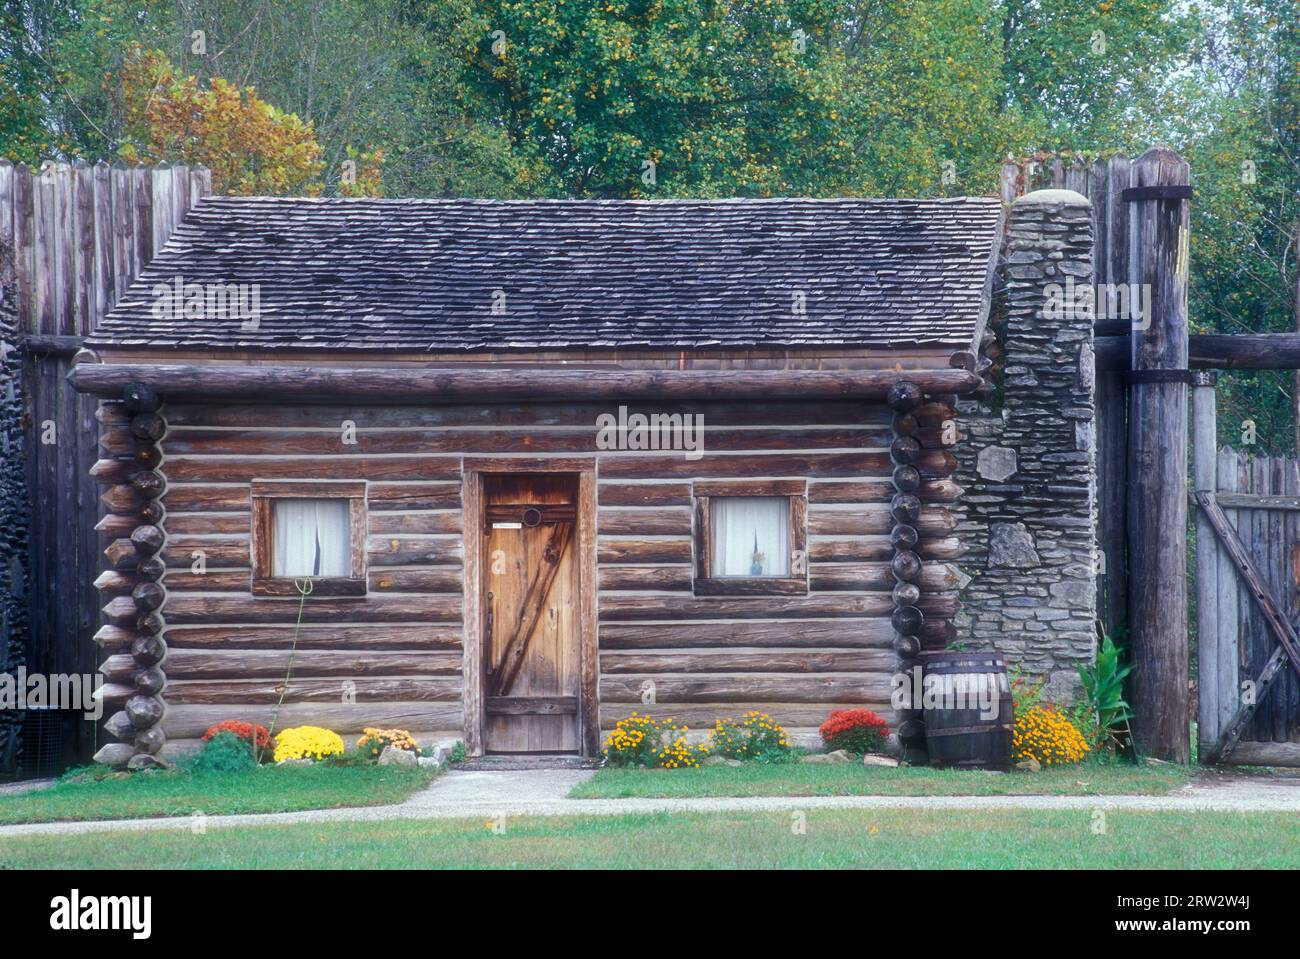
[1192, 371, 1219, 756]
[1126, 147, 1192, 763]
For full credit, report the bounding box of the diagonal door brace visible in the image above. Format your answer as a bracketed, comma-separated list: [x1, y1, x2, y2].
[490, 520, 574, 698]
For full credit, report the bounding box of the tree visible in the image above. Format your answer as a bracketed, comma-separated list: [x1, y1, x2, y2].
[116, 45, 325, 194]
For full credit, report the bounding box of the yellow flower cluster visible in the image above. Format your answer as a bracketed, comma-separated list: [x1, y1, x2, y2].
[272, 725, 345, 763]
[1012, 705, 1090, 767]
[357, 727, 418, 754]
[709, 710, 791, 761]
[603, 712, 707, 769]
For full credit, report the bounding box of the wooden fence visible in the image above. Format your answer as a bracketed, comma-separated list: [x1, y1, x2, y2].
[0, 160, 210, 766]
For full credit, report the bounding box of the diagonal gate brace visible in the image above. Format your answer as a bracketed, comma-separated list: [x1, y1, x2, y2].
[1193, 491, 1300, 761]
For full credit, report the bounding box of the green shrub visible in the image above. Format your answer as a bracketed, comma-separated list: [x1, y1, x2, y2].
[192, 730, 258, 774]
[708, 712, 794, 763]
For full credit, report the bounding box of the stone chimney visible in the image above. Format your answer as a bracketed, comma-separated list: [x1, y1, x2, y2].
[954, 189, 1099, 701]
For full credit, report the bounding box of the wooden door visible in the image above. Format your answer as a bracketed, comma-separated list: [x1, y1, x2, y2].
[481, 474, 581, 752]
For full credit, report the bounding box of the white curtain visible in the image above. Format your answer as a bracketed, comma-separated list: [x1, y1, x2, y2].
[710, 497, 790, 577]
[272, 499, 351, 577]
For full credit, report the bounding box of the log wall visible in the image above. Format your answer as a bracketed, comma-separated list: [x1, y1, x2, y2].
[113, 397, 964, 753]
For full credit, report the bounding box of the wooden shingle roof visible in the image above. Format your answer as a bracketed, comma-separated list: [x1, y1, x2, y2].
[88, 196, 1002, 353]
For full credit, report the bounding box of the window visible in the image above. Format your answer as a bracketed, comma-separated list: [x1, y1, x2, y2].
[693, 481, 807, 595]
[251, 481, 366, 596]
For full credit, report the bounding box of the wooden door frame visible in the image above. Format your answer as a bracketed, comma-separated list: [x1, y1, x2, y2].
[461, 457, 598, 757]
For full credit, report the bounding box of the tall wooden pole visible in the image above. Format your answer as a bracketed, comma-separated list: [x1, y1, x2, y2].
[1191, 372, 1219, 756]
[1127, 147, 1192, 763]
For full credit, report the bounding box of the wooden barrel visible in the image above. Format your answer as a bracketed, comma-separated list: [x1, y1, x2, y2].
[920, 651, 1013, 771]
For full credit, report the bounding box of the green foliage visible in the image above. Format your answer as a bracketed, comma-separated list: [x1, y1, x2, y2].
[447, 741, 467, 764]
[191, 730, 259, 775]
[708, 712, 795, 763]
[1077, 632, 1135, 754]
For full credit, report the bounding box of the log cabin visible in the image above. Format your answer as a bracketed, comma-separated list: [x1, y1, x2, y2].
[67, 195, 1008, 767]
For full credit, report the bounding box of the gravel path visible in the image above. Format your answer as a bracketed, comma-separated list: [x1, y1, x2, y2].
[2, 769, 1299, 839]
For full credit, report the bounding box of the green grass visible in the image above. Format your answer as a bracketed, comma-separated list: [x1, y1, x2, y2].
[569, 760, 1190, 799]
[0, 764, 437, 825]
[0, 808, 1293, 869]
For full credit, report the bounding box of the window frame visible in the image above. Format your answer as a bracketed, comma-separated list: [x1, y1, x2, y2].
[691, 480, 808, 596]
[250, 480, 368, 597]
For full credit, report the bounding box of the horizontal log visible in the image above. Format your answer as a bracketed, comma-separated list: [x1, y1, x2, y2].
[101, 484, 144, 512]
[164, 624, 461, 650]
[598, 482, 693, 507]
[368, 568, 463, 593]
[98, 654, 137, 683]
[163, 485, 250, 511]
[98, 427, 133, 456]
[165, 400, 893, 429]
[808, 537, 891, 562]
[597, 508, 693, 536]
[95, 514, 141, 536]
[162, 594, 461, 625]
[93, 569, 136, 593]
[367, 482, 460, 510]
[368, 511, 461, 535]
[161, 702, 464, 738]
[598, 565, 694, 592]
[1218, 741, 1300, 766]
[597, 538, 692, 564]
[807, 505, 956, 537]
[164, 649, 461, 679]
[810, 562, 960, 592]
[1097, 333, 1300, 371]
[163, 455, 461, 483]
[90, 458, 134, 485]
[598, 450, 954, 479]
[165, 677, 461, 704]
[70, 362, 983, 402]
[93, 625, 135, 650]
[601, 649, 895, 673]
[368, 536, 463, 567]
[163, 570, 247, 591]
[600, 674, 891, 704]
[599, 702, 895, 729]
[160, 426, 886, 455]
[164, 513, 250, 535]
[599, 594, 891, 621]
[598, 619, 895, 649]
[162, 537, 249, 568]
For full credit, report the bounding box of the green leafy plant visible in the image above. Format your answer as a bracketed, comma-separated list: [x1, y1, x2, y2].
[1077, 631, 1135, 755]
[192, 730, 258, 775]
[707, 712, 794, 764]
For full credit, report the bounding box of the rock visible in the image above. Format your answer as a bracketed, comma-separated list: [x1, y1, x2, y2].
[976, 446, 1018, 482]
[277, 758, 313, 767]
[700, 754, 727, 767]
[862, 754, 899, 768]
[431, 740, 459, 764]
[988, 522, 1041, 569]
[417, 756, 441, 769]
[1016, 757, 1041, 772]
[378, 745, 418, 767]
[126, 753, 170, 771]
[800, 749, 853, 765]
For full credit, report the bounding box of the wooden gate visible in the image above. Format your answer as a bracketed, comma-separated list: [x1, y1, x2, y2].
[1193, 377, 1300, 764]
